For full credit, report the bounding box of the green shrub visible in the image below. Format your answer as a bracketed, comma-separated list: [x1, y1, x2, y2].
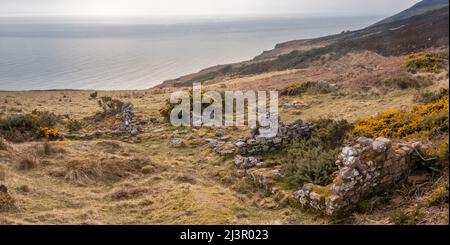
[314, 119, 353, 149]
[0, 114, 39, 132]
[283, 139, 339, 187]
[0, 110, 62, 142]
[280, 119, 353, 188]
[31, 110, 59, 127]
[0, 114, 40, 142]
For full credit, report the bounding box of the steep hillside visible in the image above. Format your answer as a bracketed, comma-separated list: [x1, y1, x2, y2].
[375, 0, 449, 25]
[158, 2, 449, 88]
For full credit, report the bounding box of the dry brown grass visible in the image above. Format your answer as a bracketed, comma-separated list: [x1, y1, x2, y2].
[50, 156, 150, 186]
[16, 153, 39, 171]
[110, 187, 149, 201]
[0, 167, 5, 181]
[0, 137, 9, 151]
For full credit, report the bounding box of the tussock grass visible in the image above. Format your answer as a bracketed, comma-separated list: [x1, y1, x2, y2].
[53, 157, 151, 185]
[0, 138, 9, 151]
[16, 153, 39, 170]
[110, 187, 148, 201]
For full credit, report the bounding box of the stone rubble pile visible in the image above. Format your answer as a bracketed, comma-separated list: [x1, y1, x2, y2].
[318, 80, 338, 93]
[247, 167, 284, 191]
[283, 101, 310, 109]
[294, 137, 424, 216]
[205, 138, 236, 158]
[118, 103, 148, 136]
[234, 155, 267, 169]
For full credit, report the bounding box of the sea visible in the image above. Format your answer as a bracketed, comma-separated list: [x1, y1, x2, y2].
[0, 15, 382, 90]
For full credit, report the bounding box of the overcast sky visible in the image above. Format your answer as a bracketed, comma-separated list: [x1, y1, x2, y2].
[0, 0, 420, 17]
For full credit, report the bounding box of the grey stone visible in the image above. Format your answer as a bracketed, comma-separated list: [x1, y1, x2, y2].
[171, 138, 184, 147]
[373, 137, 391, 153]
[340, 167, 359, 180]
[342, 147, 358, 157]
[152, 127, 165, 133]
[357, 136, 373, 146]
[343, 156, 359, 168]
[234, 155, 245, 167]
[328, 84, 338, 92]
[235, 141, 247, 148]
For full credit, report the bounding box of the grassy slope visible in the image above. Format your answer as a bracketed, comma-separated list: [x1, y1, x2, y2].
[1, 50, 448, 224]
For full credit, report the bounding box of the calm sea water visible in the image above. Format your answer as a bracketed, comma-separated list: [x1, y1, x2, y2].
[0, 16, 381, 90]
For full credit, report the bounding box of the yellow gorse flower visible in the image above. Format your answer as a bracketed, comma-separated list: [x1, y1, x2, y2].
[354, 97, 449, 139]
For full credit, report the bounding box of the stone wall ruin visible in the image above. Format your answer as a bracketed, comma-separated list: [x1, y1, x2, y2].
[294, 137, 424, 216]
[234, 120, 315, 155]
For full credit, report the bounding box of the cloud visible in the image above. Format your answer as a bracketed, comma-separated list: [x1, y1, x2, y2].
[0, 0, 420, 16]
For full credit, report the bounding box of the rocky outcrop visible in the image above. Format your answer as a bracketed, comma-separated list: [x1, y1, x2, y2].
[294, 137, 424, 216]
[235, 120, 315, 155]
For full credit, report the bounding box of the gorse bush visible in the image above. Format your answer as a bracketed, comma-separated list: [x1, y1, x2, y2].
[39, 127, 62, 140]
[427, 185, 449, 207]
[0, 111, 61, 142]
[376, 74, 432, 90]
[406, 53, 448, 74]
[0, 114, 40, 142]
[354, 96, 449, 139]
[280, 82, 317, 96]
[423, 140, 449, 170]
[281, 119, 353, 188]
[280, 81, 336, 96]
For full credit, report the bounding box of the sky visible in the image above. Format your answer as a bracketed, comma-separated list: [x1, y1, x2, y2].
[0, 0, 421, 17]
